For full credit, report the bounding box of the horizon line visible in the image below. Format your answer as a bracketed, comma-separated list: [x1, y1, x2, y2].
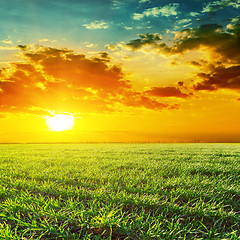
[0, 141, 240, 144]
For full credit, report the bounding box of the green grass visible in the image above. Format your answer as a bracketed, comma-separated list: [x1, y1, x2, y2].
[0, 143, 239, 239]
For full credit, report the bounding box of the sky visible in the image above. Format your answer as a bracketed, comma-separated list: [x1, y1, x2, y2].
[0, 0, 240, 143]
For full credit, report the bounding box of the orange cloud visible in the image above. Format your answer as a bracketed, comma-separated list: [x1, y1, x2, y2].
[145, 86, 190, 98]
[0, 46, 180, 115]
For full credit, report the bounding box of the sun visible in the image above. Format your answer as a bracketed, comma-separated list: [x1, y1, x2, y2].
[45, 114, 75, 131]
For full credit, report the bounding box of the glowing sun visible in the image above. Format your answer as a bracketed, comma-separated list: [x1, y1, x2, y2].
[46, 114, 75, 131]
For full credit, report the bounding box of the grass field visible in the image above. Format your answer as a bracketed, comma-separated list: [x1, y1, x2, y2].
[0, 143, 239, 239]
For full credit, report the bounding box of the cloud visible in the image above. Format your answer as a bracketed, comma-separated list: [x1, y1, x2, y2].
[83, 21, 109, 29]
[85, 43, 98, 48]
[39, 39, 56, 43]
[189, 12, 200, 17]
[193, 65, 240, 91]
[0, 46, 179, 115]
[177, 81, 184, 87]
[188, 61, 202, 67]
[159, 3, 179, 17]
[133, 13, 145, 20]
[126, 22, 240, 61]
[175, 24, 223, 46]
[177, 18, 192, 25]
[125, 21, 240, 93]
[98, 52, 110, 60]
[124, 26, 133, 30]
[174, 24, 240, 58]
[145, 87, 190, 98]
[202, 0, 240, 13]
[118, 90, 173, 110]
[133, 3, 179, 20]
[0, 46, 17, 50]
[1, 39, 13, 44]
[173, 23, 240, 92]
[111, 0, 124, 9]
[126, 33, 164, 50]
[105, 44, 118, 51]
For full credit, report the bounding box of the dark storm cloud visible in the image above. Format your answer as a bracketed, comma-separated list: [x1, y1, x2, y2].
[0, 46, 181, 115]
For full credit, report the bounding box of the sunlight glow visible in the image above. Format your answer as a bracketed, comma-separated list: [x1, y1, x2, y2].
[46, 114, 75, 131]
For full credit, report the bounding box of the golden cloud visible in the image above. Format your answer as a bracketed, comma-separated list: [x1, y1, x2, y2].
[0, 46, 180, 115]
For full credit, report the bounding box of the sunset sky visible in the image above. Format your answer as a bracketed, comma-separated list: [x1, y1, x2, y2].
[0, 0, 240, 143]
